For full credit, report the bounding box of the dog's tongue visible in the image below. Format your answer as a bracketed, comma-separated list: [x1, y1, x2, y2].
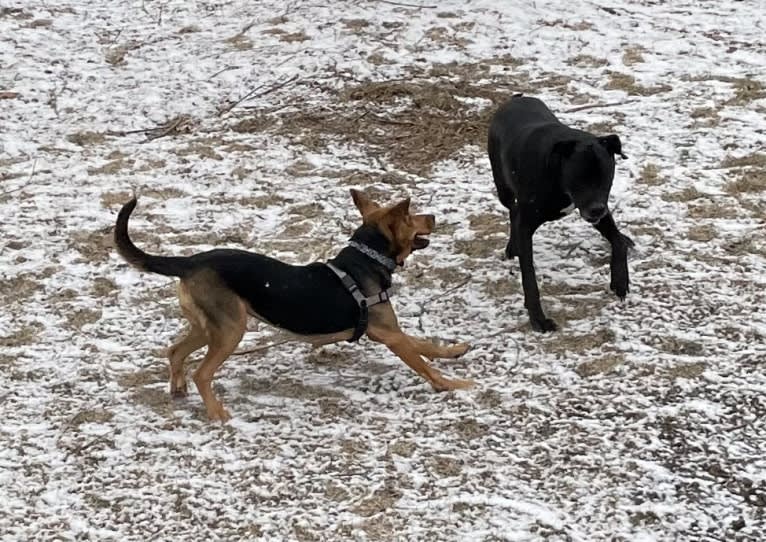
[413, 236, 430, 250]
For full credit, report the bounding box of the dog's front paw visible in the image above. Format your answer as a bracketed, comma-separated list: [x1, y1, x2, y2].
[529, 317, 558, 333]
[611, 280, 630, 300]
[530, 316, 558, 333]
[433, 377, 475, 392]
[170, 380, 188, 398]
[206, 403, 232, 424]
[620, 233, 635, 250]
[446, 342, 471, 358]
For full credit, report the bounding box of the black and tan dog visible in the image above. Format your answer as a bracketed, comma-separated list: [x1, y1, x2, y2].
[115, 189, 472, 422]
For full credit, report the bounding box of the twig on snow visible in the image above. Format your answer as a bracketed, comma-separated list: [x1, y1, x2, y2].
[233, 337, 292, 356]
[218, 74, 300, 117]
[207, 65, 240, 80]
[422, 276, 471, 309]
[0, 158, 38, 199]
[375, 0, 438, 8]
[64, 432, 113, 460]
[565, 99, 639, 113]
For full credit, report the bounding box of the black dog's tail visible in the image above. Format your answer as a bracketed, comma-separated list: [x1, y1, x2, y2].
[114, 197, 191, 278]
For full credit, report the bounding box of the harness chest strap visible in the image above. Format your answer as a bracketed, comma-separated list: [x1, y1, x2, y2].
[325, 262, 391, 342]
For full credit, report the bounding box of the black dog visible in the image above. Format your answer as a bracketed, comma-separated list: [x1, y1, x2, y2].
[488, 95, 633, 332]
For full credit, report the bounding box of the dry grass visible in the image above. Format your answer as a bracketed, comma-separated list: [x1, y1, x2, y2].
[67, 131, 107, 146]
[727, 77, 765, 105]
[279, 31, 309, 43]
[622, 45, 646, 66]
[725, 169, 766, 195]
[687, 224, 717, 242]
[605, 72, 671, 96]
[639, 163, 663, 186]
[687, 200, 740, 219]
[720, 152, 766, 169]
[576, 354, 623, 377]
[662, 186, 703, 203]
[227, 57, 581, 174]
[569, 54, 608, 67]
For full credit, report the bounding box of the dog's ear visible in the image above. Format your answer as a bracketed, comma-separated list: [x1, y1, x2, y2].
[598, 134, 627, 159]
[388, 197, 411, 217]
[552, 140, 578, 159]
[350, 188, 380, 217]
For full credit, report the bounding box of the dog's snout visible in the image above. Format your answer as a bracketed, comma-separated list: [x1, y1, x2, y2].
[424, 214, 435, 229]
[583, 204, 608, 223]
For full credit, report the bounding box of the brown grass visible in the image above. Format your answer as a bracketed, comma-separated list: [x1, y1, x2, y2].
[687, 224, 716, 242]
[639, 163, 662, 186]
[727, 77, 765, 105]
[232, 57, 580, 174]
[725, 169, 766, 195]
[622, 45, 646, 66]
[569, 54, 608, 67]
[67, 131, 106, 146]
[605, 72, 671, 96]
[666, 362, 706, 379]
[576, 354, 623, 377]
[279, 31, 308, 43]
[720, 152, 766, 169]
[662, 186, 703, 203]
[687, 200, 740, 219]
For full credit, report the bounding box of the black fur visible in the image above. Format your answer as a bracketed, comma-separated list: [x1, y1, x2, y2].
[488, 95, 633, 332]
[115, 198, 394, 335]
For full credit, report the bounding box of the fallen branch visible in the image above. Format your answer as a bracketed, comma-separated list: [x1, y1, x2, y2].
[233, 337, 292, 356]
[0, 158, 37, 199]
[565, 99, 638, 113]
[218, 74, 300, 116]
[375, 0, 438, 8]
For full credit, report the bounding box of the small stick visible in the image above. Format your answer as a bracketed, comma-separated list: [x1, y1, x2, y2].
[376, 0, 438, 8]
[0, 158, 37, 198]
[565, 99, 638, 113]
[233, 338, 292, 356]
[218, 74, 299, 116]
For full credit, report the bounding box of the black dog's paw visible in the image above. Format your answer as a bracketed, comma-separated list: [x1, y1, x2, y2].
[531, 316, 558, 333]
[620, 233, 635, 250]
[611, 279, 630, 300]
[504, 239, 517, 259]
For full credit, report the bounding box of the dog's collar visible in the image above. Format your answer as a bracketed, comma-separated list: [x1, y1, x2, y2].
[325, 262, 391, 342]
[348, 240, 397, 272]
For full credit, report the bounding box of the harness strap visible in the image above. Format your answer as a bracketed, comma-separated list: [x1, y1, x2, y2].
[325, 263, 391, 342]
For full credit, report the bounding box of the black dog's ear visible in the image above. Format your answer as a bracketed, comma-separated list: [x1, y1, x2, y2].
[598, 134, 627, 159]
[552, 140, 578, 158]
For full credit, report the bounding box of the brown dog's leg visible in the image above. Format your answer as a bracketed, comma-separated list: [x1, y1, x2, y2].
[369, 328, 474, 391]
[405, 336, 470, 360]
[192, 301, 247, 423]
[167, 324, 207, 397]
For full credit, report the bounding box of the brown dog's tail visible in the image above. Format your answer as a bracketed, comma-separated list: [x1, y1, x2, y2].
[114, 197, 191, 278]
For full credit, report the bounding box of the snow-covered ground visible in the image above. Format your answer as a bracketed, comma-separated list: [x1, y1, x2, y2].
[1, 0, 765, 540]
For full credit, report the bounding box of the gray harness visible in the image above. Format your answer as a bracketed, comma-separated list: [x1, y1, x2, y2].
[325, 242, 396, 342]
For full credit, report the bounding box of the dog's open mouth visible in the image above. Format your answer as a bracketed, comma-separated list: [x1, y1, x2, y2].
[413, 234, 430, 250]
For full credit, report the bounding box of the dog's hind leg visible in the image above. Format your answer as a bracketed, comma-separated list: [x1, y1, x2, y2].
[191, 301, 246, 423]
[167, 322, 207, 398]
[488, 144, 518, 259]
[593, 212, 634, 299]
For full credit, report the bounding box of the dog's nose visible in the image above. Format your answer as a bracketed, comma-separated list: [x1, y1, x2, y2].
[584, 204, 608, 223]
[424, 214, 435, 229]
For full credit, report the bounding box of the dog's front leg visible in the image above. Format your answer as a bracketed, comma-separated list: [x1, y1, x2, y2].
[368, 326, 473, 391]
[594, 212, 634, 299]
[513, 212, 557, 332]
[405, 335, 470, 360]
